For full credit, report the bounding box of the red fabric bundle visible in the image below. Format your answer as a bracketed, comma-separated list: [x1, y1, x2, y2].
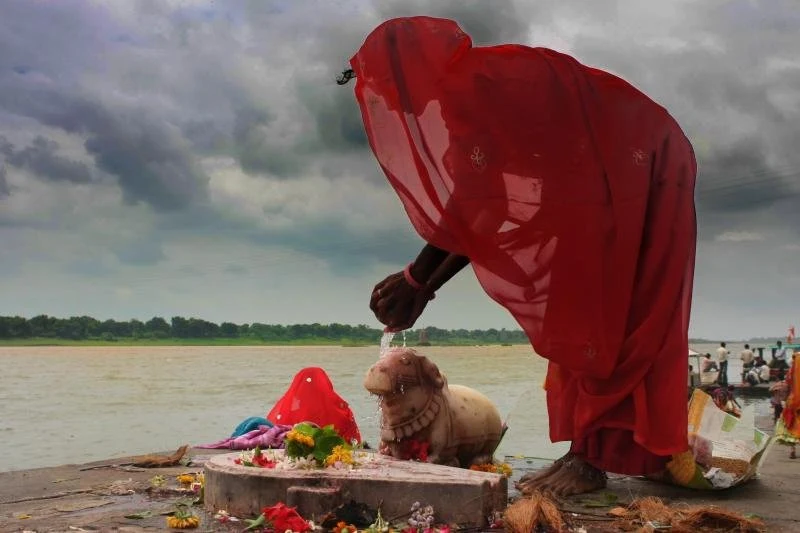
[266, 367, 362, 444]
[350, 17, 696, 473]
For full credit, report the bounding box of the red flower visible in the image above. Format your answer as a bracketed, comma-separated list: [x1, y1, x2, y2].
[397, 439, 430, 461]
[252, 449, 276, 468]
[262, 502, 311, 532]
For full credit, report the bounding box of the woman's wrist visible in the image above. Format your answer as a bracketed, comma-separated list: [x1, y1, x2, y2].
[409, 244, 449, 285]
[403, 263, 425, 290]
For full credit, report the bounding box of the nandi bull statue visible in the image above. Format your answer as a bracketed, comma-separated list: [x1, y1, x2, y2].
[364, 347, 504, 468]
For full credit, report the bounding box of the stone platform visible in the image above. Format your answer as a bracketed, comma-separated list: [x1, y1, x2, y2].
[204, 451, 507, 528]
[2, 445, 799, 531]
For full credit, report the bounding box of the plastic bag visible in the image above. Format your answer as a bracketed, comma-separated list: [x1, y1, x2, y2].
[662, 389, 771, 489]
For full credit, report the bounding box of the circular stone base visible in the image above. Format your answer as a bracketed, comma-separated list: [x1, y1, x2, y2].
[204, 450, 506, 527]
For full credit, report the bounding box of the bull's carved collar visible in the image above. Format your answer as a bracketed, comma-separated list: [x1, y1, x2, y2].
[380, 390, 444, 442]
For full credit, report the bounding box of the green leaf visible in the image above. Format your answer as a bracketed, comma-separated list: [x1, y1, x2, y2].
[285, 439, 313, 459]
[314, 434, 347, 461]
[293, 422, 319, 437]
[581, 494, 618, 508]
[124, 511, 153, 519]
[582, 500, 611, 508]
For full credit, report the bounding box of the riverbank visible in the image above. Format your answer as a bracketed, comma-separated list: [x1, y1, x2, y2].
[1, 444, 798, 532]
[0, 337, 529, 347]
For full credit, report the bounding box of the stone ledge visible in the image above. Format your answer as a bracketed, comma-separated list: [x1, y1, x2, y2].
[204, 451, 507, 527]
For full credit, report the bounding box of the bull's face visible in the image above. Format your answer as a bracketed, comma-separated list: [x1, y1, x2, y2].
[363, 347, 444, 397]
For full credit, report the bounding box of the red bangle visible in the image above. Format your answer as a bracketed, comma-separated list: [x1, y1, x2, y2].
[403, 263, 424, 290]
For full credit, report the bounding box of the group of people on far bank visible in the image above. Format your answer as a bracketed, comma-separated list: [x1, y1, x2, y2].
[700, 340, 790, 387]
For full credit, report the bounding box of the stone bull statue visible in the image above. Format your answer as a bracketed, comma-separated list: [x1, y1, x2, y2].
[364, 347, 504, 468]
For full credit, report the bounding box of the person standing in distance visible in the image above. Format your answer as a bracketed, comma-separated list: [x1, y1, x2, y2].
[716, 342, 730, 386]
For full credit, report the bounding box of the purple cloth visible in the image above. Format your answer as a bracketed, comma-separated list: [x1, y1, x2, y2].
[196, 424, 292, 450]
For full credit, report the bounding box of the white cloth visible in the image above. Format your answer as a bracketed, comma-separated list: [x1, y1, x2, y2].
[740, 349, 754, 365]
[774, 347, 788, 362]
[716, 346, 729, 363]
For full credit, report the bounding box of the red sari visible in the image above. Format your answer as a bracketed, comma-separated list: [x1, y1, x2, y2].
[350, 17, 697, 474]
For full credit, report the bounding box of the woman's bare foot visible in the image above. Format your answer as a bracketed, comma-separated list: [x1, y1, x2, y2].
[515, 452, 574, 488]
[515, 453, 607, 497]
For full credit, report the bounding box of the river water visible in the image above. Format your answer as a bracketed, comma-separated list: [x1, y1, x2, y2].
[0, 342, 767, 473]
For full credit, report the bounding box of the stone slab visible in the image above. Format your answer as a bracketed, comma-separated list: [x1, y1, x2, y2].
[204, 451, 507, 527]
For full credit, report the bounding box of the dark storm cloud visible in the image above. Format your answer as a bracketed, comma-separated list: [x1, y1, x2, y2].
[0, 136, 94, 184]
[0, 83, 209, 210]
[0, 165, 9, 196]
[233, 108, 301, 177]
[245, 218, 422, 275]
[373, 0, 530, 45]
[0, 1, 209, 211]
[296, 83, 367, 153]
[695, 140, 796, 213]
[183, 119, 230, 154]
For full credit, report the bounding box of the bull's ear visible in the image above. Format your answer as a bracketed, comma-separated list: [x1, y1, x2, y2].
[418, 355, 444, 389]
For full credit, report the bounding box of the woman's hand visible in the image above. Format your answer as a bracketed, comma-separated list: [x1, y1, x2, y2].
[369, 271, 432, 332]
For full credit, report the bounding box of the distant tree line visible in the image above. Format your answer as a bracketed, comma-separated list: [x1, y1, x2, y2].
[0, 314, 531, 344]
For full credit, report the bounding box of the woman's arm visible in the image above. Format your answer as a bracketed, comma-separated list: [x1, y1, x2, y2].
[369, 244, 471, 332]
[419, 252, 470, 294]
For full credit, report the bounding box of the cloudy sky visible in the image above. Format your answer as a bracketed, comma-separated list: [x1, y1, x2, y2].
[1, 0, 798, 340]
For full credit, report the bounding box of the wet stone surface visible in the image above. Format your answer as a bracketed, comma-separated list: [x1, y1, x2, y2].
[2, 446, 800, 532]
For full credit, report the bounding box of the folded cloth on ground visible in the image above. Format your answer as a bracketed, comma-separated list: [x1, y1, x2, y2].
[197, 424, 292, 450]
[231, 416, 273, 437]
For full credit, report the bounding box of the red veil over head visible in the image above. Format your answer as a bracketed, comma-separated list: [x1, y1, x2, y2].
[350, 17, 697, 474]
[266, 367, 362, 444]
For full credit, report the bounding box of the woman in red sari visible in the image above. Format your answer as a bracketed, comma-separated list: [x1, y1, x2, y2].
[349, 17, 697, 496]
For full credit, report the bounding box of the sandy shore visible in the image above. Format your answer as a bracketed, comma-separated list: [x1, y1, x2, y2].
[1, 441, 799, 532]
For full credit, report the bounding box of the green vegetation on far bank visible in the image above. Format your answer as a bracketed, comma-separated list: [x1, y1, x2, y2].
[0, 314, 531, 347]
[0, 314, 774, 348]
[0, 336, 529, 347]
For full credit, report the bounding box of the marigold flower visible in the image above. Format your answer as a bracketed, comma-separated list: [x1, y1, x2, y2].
[332, 520, 357, 533]
[176, 473, 196, 486]
[286, 429, 315, 447]
[325, 445, 355, 467]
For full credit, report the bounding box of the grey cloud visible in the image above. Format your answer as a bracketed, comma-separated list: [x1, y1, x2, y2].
[0, 85, 209, 211]
[1, 135, 94, 184]
[696, 140, 795, 213]
[223, 264, 248, 275]
[246, 219, 422, 275]
[297, 83, 367, 152]
[233, 108, 300, 177]
[111, 237, 166, 266]
[183, 119, 230, 154]
[82, 108, 208, 211]
[0, 166, 8, 196]
[0, 1, 209, 211]
[373, 0, 530, 45]
[65, 259, 113, 278]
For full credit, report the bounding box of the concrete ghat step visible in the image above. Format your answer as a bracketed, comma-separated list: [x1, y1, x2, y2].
[204, 451, 507, 528]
